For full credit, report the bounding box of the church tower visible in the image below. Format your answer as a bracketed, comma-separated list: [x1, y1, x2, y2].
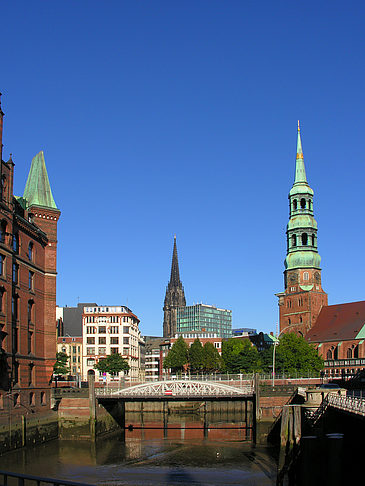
[277, 123, 327, 336]
[163, 236, 186, 337]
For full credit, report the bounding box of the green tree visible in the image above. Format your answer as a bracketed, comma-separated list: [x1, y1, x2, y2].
[94, 353, 130, 375]
[163, 336, 189, 373]
[202, 342, 222, 372]
[188, 338, 204, 372]
[53, 352, 70, 376]
[221, 338, 261, 373]
[260, 333, 324, 374]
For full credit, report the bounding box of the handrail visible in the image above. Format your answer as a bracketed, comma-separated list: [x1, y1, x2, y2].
[327, 393, 365, 416]
[0, 470, 94, 486]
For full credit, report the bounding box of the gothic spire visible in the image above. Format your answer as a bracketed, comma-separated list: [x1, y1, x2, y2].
[169, 235, 181, 286]
[23, 151, 58, 209]
[294, 121, 307, 184]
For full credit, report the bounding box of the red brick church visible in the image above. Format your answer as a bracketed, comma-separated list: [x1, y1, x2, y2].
[277, 123, 365, 377]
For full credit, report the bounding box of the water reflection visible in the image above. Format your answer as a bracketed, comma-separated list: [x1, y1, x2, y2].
[0, 410, 277, 485]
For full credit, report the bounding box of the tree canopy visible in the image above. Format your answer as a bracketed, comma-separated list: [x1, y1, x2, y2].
[94, 353, 130, 374]
[188, 338, 204, 372]
[269, 333, 324, 374]
[53, 352, 70, 376]
[202, 342, 221, 372]
[221, 338, 261, 373]
[163, 336, 189, 372]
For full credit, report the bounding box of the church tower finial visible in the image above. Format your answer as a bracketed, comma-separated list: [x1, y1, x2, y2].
[276, 124, 327, 337]
[163, 236, 186, 337]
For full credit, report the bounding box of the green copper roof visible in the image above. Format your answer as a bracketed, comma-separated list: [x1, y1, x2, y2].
[294, 123, 307, 184]
[23, 151, 58, 210]
[355, 323, 365, 340]
[285, 251, 321, 270]
[287, 215, 318, 231]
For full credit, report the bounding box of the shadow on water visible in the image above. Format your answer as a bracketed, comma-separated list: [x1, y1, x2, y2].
[0, 409, 278, 485]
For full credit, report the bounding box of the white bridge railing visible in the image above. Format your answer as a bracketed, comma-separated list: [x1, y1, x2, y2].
[95, 380, 254, 399]
[327, 393, 365, 417]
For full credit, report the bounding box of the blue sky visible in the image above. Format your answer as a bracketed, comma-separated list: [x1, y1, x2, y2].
[1, 1, 365, 336]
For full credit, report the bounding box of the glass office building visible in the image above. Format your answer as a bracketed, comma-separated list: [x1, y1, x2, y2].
[176, 304, 232, 339]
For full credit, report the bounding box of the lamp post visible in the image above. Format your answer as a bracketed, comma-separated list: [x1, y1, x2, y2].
[272, 323, 302, 388]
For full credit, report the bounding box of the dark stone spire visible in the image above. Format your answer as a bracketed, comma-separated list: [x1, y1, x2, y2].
[163, 236, 186, 337]
[170, 235, 181, 286]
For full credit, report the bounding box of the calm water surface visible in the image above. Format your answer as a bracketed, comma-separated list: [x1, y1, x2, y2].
[1, 412, 277, 485]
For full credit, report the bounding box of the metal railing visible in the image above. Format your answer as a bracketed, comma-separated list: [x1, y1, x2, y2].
[0, 470, 94, 486]
[327, 393, 365, 417]
[95, 380, 254, 398]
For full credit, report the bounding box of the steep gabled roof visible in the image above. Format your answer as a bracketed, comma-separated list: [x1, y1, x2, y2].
[306, 301, 365, 343]
[23, 151, 58, 210]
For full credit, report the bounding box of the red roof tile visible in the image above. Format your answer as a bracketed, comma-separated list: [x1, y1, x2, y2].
[306, 301, 365, 343]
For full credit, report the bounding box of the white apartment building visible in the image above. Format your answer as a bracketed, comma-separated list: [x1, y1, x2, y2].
[82, 305, 144, 382]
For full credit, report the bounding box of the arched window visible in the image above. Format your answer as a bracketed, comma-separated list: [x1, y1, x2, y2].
[312, 235, 315, 246]
[303, 272, 309, 281]
[28, 242, 33, 261]
[288, 318, 291, 325]
[327, 349, 333, 360]
[300, 198, 306, 209]
[0, 287, 5, 314]
[347, 348, 352, 359]
[0, 220, 7, 243]
[333, 346, 338, 360]
[308, 200, 312, 210]
[292, 234, 297, 247]
[354, 345, 359, 359]
[293, 199, 297, 210]
[12, 233, 19, 254]
[300, 316, 303, 323]
[302, 233, 308, 245]
[1, 176, 7, 202]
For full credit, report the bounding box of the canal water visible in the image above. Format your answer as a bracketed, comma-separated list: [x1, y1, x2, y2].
[0, 410, 278, 485]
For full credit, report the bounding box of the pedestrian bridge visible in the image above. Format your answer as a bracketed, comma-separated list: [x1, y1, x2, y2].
[327, 393, 365, 417]
[95, 380, 254, 401]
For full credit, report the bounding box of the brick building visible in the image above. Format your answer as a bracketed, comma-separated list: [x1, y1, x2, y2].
[306, 301, 365, 377]
[276, 123, 327, 337]
[0, 96, 60, 412]
[82, 305, 144, 382]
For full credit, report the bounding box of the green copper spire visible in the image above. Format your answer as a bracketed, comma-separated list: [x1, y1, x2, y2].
[285, 123, 320, 271]
[294, 120, 307, 184]
[23, 151, 58, 210]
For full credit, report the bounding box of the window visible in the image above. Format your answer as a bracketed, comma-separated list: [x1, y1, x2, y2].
[214, 342, 221, 348]
[123, 337, 129, 345]
[288, 318, 291, 325]
[123, 347, 129, 355]
[87, 337, 95, 344]
[12, 233, 19, 253]
[0, 287, 5, 313]
[347, 348, 352, 359]
[311, 235, 315, 246]
[293, 199, 297, 210]
[110, 347, 119, 354]
[28, 242, 33, 261]
[98, 347, 106, 355]
[28, 271, 34, 290]
[12, 295, 18, 321]
[110, 337, 119, 344]
[98, 326, 106, 334]
[354, 345, 359, 359]
[28, 363, 34, 385]
[110, 326, 119, 334]
[29, 392, 35, 406]
[86, 326, 96, 334]
[27, 327, 33, 354]
[72, 356, 76, 363]
[303, 272, 309, 281]
[87, 347, 95, 355]
[87, 358, 95, 366]
[308, 200, 312, 210]
[300, 198, 306, 209]
[301, 233, 308, 246]
[291, 234, 297, 247]
[41, 392, 46, 405]
[0, 254, 5, 277]
[72, 346, 76, 353]
[98, 337, 106, 344]
[123, 326, 129, 334]
[12, 263, 18, 285]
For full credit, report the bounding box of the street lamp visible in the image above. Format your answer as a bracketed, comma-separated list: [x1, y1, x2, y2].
[272, 323, 302, 388]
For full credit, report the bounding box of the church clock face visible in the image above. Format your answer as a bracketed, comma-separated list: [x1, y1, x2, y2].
[289, 272, 298, 283]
